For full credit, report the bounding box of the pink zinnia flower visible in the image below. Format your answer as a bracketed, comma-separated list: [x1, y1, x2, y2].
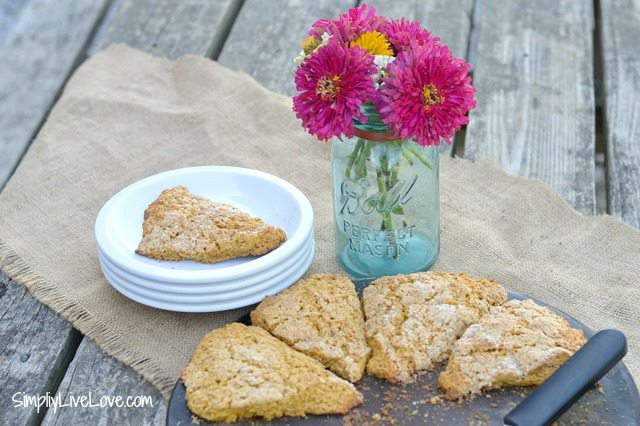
[381, 18, 437, 53]
[293, 39, 377, 140]
[308, 18, 335, 38]
[376, 41, 476, 146]
[309, 4, 386, 44]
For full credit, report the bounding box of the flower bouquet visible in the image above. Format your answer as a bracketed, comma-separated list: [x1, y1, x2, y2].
[292, 4, 475, 279]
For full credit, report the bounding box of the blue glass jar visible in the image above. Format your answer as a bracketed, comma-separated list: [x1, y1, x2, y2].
[331, 105, 440, 279]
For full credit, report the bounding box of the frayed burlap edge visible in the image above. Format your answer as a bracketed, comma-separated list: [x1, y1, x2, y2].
[0, 240, 177, 398]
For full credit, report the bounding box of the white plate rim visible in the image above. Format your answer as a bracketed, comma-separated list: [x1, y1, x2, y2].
[95, 166, 313, 283]
[99, 242, 314, 303]
[101, 243, 315, 312]
[97, 235, 313, 295]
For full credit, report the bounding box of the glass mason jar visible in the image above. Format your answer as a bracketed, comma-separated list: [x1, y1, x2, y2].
[331, 105, 439, 280]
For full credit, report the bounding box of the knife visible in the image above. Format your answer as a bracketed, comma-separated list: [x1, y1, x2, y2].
[504, 329, 627, 426]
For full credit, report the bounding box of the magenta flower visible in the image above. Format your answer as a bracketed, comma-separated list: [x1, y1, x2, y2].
[308, 18, 335, 38]
[376, 41, 476, 146]
[309, 3, 386, 43]
[381, 18, 437, 53]
[293, 39, 377, 140]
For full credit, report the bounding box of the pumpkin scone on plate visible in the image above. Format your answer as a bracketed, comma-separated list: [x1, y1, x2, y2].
[136, 186, 286, 263]
[363, 272, 508, 383]
[181, 323, 362, 423]
[438, 299, 586, 400]
[251, 274, 370, 382]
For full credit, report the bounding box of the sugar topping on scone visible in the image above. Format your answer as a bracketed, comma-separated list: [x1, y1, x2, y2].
[136, 186, 286, 263]
[251, 274, 370, 382]
[181, 323, 362, 423]
[438, 299, 586, 400]
[363, 272, 508, 383]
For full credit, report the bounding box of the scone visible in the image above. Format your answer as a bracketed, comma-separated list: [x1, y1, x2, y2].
[136, 186, 286, 263]
[363, 272, 508, 383]
[181, 323, 362, 423]
[251, 274, 370, 382]
[438, 299, 586, 399]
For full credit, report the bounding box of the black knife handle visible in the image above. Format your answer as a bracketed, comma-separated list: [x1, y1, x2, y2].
[504, 329, 627, 426]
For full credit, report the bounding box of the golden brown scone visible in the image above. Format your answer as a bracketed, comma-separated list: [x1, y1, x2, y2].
[438, 299, 586, 400]
[136, 186, 286, 263]
[363, 272, 508, 383]
[181, 323, 362, 423]
[251, 274, 370, 382]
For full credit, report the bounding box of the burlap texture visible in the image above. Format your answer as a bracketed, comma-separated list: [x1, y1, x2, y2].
[0, 45, 638, 397]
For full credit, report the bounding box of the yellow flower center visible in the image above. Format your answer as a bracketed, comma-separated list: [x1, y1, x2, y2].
[316, 75, 341, 101]
[422, 83, 445, 111]
[301, 35, 320, 55]
[350, 31, 393, 56]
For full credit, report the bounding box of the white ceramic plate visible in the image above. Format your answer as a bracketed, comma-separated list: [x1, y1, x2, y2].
[97, 234, 313, 295]
[95, 166, 313, 283]
[99, 241, 314, 304]
[100, 242, 315, 312]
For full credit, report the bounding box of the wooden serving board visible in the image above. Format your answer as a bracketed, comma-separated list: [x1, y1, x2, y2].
[167, 288, 640, 426]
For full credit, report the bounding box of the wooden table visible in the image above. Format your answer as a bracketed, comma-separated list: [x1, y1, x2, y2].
[1, 0, 638, 424]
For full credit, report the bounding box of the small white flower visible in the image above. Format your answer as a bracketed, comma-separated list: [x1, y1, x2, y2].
[319, 32, 331, 47]
[293, 32, 332, 65]
[373, 55, 395, 87]
[293, 50, 306, 65]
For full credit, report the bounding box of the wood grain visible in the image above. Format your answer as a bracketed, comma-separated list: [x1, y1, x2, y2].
[0, 272, 81, 426]
[0, 0, 110, 188]
[41, 1, 240, 424]
[368, 0, 472, 59]
[218, 0, 355, 95]
[0, 1, 108, 424]
[600, 0, 640, 228]
[88, 0, 239, 59]
[463, 0, 596, 214]
[41, 339, 166, 426]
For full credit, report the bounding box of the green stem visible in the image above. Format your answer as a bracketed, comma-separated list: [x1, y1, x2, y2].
[345, 139, 364, 178]
[401, 149, 414, 166]
[403, 144, 432, 169]
[377, 156, 395, 233]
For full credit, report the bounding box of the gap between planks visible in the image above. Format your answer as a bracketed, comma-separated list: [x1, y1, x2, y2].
[593, 0, 609, 215]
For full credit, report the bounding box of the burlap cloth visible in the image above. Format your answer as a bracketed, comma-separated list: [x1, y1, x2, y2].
[1, 45, 638, 398]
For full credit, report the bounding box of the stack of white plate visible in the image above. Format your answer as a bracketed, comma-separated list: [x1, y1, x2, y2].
[95, 166, 314, 312]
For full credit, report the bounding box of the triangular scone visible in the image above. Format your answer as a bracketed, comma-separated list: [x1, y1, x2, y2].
[363, 272, 508, 383]
[136, 186, 286, 263]
[251, 274, 370, 382]
[438, 299, 586, 400]
[181, 323, 362, 423]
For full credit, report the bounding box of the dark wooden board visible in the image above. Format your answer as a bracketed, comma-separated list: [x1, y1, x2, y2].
[167, 290, 640, 426]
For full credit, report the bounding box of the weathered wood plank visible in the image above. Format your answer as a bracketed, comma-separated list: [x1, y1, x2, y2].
[600, 0, 640, 228]
[463, 0, 596, 214]
[368, 0, 472, 59]
[41, 339, 166, 426]
[0, 272, 81, 426]
[218, 0, 355, 95]
[41, 1, 238, 424]
[88, 0, 241, 59]
[0, 0, 111, 188]
[367, 0, 474, 155]
[1, 1, 110, 425]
